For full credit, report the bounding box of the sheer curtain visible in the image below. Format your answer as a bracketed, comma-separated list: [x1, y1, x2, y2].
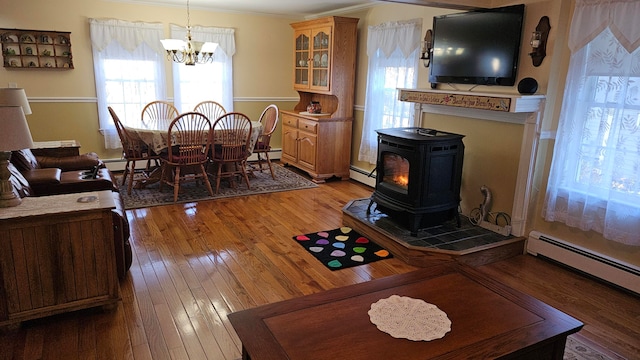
[358, 19, 421, 164]
[543, 0, 640, 245]
[89, 18, 167, 149]
[171, 24, 235, 113]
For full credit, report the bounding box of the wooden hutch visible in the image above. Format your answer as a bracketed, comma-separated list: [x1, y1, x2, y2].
[280, 16, 358, 183]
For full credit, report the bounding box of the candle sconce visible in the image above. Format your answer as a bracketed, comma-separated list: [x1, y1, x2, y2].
[420, 29, 433, 67]
[529, 16, 550, 67]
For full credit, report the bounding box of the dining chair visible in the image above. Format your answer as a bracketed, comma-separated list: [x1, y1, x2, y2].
[194, 101, 226, 123]
[108, 106, 159, 195]
[141, 100, 179, 126]
[209, 112, 253, 194]
[251, 104, 279, 179]
[159, 112, 214, 202]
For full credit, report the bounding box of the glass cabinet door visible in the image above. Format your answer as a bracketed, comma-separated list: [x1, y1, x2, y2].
[310, 27, 331, 91]
[294, 31, 310, 88]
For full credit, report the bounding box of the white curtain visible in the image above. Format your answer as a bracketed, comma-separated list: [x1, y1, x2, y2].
[90, 18, 167, 149]
[171, 24, 235, 113]
[543, 0, 640, 246]
[358, 19, 421, 164]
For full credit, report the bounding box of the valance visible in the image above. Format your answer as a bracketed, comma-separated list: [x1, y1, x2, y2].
[367, 18, 422, 58]
[169, 24, 236, 57]
[89, 18, 165, 55]
[569, 0, 640, 52]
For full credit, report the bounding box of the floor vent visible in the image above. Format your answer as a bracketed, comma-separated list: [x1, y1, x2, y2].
[527, 231, 639, 295]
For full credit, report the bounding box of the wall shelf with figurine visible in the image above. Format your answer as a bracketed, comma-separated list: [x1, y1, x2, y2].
[1, 28, 73, 69]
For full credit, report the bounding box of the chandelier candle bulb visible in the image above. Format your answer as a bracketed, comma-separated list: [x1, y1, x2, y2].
[160, 0, 218, 65]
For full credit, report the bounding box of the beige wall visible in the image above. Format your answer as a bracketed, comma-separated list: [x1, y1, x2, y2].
[2, 0, 638, 265]
[0, 0, 298, 159]
[343, 1, 639, 265]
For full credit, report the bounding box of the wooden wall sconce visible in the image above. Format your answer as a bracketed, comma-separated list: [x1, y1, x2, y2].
[529, 16, 551, 67]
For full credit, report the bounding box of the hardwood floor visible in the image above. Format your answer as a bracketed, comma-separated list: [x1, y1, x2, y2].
[1, 176, 638, 359]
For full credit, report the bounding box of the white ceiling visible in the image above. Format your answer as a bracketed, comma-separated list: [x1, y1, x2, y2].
[122, 0, 380, 17]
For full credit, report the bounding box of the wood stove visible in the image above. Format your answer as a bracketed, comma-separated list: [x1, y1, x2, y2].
[368, 127, 465, 235]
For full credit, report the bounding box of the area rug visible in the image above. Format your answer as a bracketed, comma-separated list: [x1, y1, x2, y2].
[293, 227, 393, 270]
[117, 164, 317, 209]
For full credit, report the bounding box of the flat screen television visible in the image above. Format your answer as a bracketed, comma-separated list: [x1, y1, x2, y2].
[429, 4, 525, 87]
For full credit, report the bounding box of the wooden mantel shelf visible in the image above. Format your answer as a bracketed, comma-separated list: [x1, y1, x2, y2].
[398, 88, 545, 125]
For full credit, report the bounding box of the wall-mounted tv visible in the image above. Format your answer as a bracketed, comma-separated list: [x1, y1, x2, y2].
[429, 4, 525, 87]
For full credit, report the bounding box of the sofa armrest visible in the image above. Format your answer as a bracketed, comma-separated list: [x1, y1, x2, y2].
[36, 153, 103, 172]
[20, 168, 62, 186]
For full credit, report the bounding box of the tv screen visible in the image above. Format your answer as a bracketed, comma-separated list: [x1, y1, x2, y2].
[429, 4, 525, 87]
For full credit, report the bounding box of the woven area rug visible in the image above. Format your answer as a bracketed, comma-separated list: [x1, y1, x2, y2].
[293, 227, 393, 270]
[117, 164, 317, 209]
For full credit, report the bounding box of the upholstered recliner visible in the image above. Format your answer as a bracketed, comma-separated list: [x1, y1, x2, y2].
[8, 150, 132, 279]
[10, 148, 117, 196]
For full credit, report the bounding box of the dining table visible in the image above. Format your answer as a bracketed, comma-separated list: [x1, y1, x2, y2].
[125, 118, 263, 155]
[123, 118, 263, 189]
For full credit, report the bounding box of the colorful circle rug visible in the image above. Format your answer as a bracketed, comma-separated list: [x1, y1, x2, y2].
[293, 227, 393, 270]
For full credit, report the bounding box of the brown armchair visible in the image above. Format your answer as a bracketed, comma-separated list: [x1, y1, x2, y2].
[10, 148, 116, 196]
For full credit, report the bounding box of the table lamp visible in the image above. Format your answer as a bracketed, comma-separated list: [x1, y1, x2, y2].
[0, 88, 33, 115]
[0, 106, 34, 207]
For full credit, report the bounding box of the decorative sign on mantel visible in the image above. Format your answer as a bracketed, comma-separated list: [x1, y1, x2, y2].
[399, 89, 511, 112]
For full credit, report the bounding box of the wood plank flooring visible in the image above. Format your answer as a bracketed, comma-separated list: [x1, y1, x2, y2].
[1, 174, 638, 359]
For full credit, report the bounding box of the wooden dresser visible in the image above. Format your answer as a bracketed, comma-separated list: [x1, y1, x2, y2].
[281, 16, 358, 183]
[0, 191, 120, 326]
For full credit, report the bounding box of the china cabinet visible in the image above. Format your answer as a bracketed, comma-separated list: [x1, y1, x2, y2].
[282, 16, 358, 183]
[1, 28, 73, 69]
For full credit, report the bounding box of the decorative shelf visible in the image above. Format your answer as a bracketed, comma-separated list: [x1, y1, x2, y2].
[1, 28, 73, 69]
[398, 88, 545, 124]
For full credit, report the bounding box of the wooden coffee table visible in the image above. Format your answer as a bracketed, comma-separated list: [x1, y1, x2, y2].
[228, 263, 583, 359]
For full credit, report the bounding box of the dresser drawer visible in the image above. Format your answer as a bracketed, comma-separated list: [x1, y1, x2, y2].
[298, 119, 318, 134]
[282, 114, 298, 127]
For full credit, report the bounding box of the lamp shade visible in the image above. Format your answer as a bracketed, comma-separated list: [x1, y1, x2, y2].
[0, 88, 32, 115]
[0, 106, 34, 151]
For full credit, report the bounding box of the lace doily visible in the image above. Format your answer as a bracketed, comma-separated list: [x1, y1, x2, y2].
[368, 295, 451, 341]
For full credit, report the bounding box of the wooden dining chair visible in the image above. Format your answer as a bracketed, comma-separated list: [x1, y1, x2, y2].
[159, 112, 214, 202]
[141, 100, 179, 125]
[209, 112, 253, 194]
[194, 100, 226, 123]
[252, 104, 279, 179]
[108, 106, 158, 195]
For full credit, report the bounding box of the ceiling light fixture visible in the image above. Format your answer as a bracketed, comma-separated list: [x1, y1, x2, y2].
[160, 0, 218, 66]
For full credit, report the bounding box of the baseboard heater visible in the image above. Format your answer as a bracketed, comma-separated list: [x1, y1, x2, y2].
[527, 231, 640, 295]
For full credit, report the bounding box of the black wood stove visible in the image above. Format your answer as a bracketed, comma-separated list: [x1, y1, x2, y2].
[368, 127, 465, 236]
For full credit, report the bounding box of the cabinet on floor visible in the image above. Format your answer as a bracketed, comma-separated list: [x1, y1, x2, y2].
[281, 16, 358, 183]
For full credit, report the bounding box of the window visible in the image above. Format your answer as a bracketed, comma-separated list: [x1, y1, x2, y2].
[543, 0, 640, 245]
[89, 18, 167, 149]
[90, 20, 236, 149]
[170, 25, 235, 113]
[104, 58, 161, 127]
[358, 19, 421, 164]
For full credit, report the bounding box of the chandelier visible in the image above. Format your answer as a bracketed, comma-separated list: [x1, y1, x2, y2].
[160, 0, 218, 65]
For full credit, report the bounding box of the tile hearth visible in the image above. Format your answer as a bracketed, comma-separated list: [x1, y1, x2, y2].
[342, 198, 525, 267]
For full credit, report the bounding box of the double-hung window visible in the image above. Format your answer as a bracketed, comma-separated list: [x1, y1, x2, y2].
[90, 19, 167, 149]
[170, 25, 235, 113]
[358, 19, 421, 164]
[543, 0, 640, 245]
